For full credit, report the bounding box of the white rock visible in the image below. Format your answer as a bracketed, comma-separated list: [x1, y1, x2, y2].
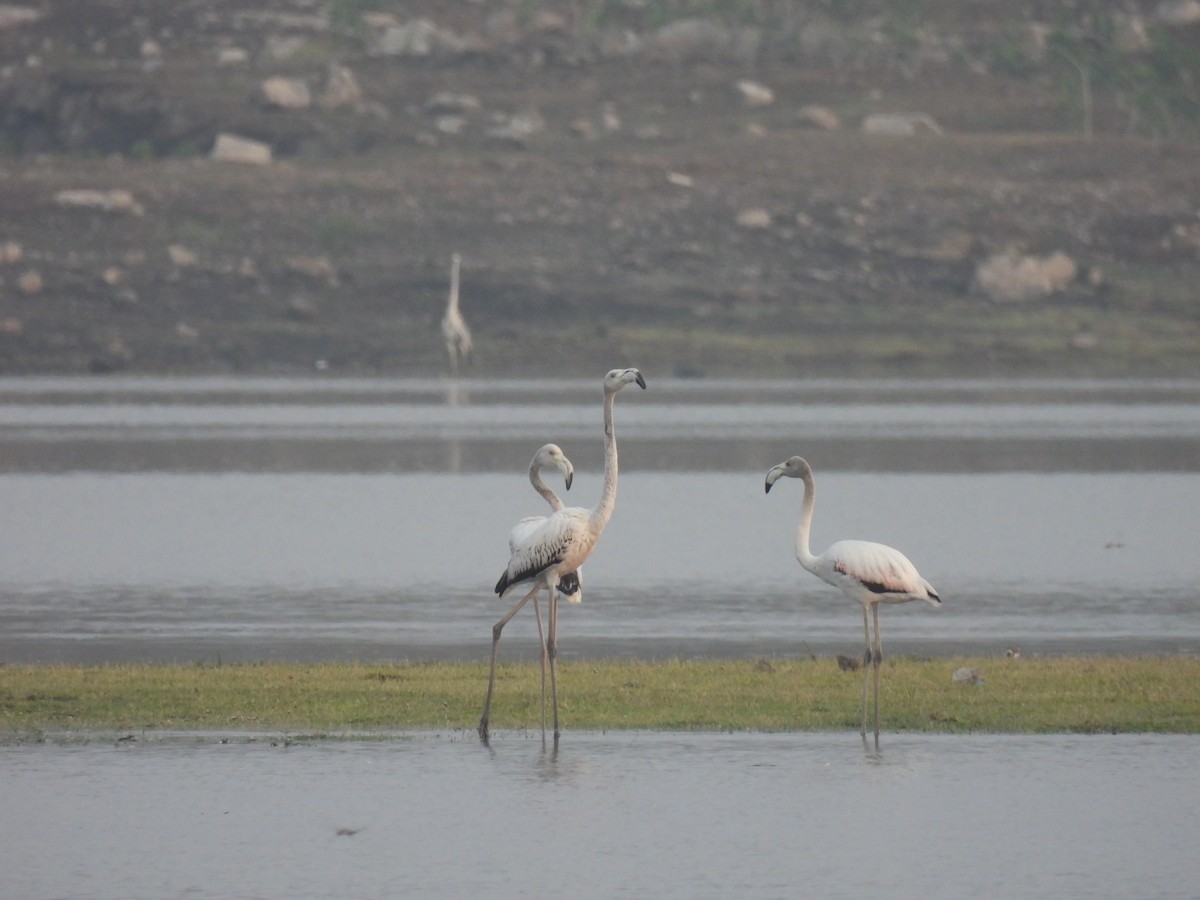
[735, 79, 774, 107]
[210, 133, 272, 164]
[952, 667, 985, 685]
[54, 189, 144, 215]
[862, 112, 943, 135]
[320, 64, 362, 110]
[972, 251, 1077, 302]
[260, 77, 311, 110]
[798, 104, 841, 130]
[0, 5, 41, 29]
[216, 46, 249, 66]
[167, 245, 198, 268]
[1156, 0, 1200, 25]
[736, 208, 772, 229]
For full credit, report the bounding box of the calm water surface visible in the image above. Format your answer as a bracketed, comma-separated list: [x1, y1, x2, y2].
[4, 731, 1198, 900]
[1, 376, 1198, 662]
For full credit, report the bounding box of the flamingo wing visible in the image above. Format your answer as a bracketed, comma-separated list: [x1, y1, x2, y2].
[823, 539, 940, 603]
[495, 508, 586, 596]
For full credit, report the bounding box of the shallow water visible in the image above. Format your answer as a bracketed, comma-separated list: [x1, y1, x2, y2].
[4, 731, 1198, 900]
[1, 376, 1198, 663]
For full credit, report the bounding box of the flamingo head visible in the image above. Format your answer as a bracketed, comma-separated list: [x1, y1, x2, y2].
[764, 456, 812, 493]
[604, 367, 647, 394]
[536, 443, 574, 491]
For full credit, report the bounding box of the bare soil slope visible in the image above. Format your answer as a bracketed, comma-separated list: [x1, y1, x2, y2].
[1, 1, 1198, 376]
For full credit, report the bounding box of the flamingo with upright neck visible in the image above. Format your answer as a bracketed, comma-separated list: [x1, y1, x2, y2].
[441, 253, 471, 373]
[479, 368, 646, 743]
[765, 455, 941, 749]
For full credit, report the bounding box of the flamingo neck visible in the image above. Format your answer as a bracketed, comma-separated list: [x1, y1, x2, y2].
[794, 470, 819, 573]
[590, 390, 619, 531]
[530, 464, 562, 512]
[446, 261, 460, 314]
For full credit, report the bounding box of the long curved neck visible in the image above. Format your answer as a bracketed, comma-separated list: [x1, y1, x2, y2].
[446, 259, 460, 314]
[794, 470, 819, 572]
[530, 464, 563, 512]
[589, 389, 619, 530]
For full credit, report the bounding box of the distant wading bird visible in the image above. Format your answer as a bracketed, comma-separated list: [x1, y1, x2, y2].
[479, 368, 647, 744]
[441, 252, 471, 373]
[764, 456, 941, 749]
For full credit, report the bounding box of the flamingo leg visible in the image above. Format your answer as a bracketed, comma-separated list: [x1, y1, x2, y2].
[872, 604, 882, 751]
[479, 583, 540, 742]
[547, 586, 561, 743]
[532, 589, 548, 741]
[860, 604, 871, 744]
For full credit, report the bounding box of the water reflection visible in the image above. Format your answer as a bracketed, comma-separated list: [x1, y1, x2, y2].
[8, 732, 1197, 900]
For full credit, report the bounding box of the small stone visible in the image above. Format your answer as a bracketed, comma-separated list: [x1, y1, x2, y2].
[16, 269, 42, 294]
[952, 667, 985, 685]
[260, 76, 311, 110]
[167, 245, 198, 268]
[101, 267, 124, 286]
[735, 79, 774, 107]
[320, 65, 362, 110]
[216, 46, 249, 66]
[210, 133, 272, 164]
[666, 171, 694, 188]
[861, 112, 943, 135]
[54, 189, 144, 215]
[0, 317, 22, 335]
[736, 208, 772, 229]
[798, 104, 841, 131]
[0, 240, 22, 264]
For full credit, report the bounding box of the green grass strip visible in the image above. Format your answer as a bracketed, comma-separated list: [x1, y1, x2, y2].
[2, 657, 1198, 737]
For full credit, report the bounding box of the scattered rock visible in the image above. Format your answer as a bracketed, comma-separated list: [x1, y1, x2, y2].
[798, 104, 841, 130]
[424, 92, 481, 116]
[0, 5, 40, 29]
[286, 255, 338, 286]
[952, 666, 984, 685]
[862, 112, 943, 135]
[167, 245, 198, 268]
[215, 46, 249, 66]
[666, 171, 694, 188]
[736, 208, 772, 229]
[1156, 0, 1200, 25]
[175, 322, 199, 339]
[646, 18, 760, 63]
[374, 19, 467, 57]
[263, 35, 308, 61]
[286, 295, 319, 320]
[54, 189, 144, 215]
[210, 133, 272, 164]
[0, 317, 22, 335]
[101, 266, 124, 286]
[486, 109, 545, 146]
[735, 79, 774, 107]
[320, 65, 362, 111]
[972, 250, 1077, 302]
[259, 77, 311, 110]
[0, 240, 22, 264]
[16, 269, 42, 294]
[1112, 14, 1151, 53]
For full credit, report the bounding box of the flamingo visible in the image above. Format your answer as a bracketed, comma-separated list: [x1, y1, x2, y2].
[441, 252, 472, 373]
[764, 456, 941, 749]
[507, 443, 581, 736]
[479, 367, 646, 743]
[524, 442, 583, 604]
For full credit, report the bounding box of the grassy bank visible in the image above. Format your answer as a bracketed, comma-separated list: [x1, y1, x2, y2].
[4, 657, 1199, 738]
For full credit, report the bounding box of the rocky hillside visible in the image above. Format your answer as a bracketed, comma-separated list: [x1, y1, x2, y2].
[1, 0, 1198, 376]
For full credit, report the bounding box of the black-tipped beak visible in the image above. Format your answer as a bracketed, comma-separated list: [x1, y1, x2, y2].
[764, 480, 773, 494]
[635, 371, 646, 389]
[565, 471, 574, 491]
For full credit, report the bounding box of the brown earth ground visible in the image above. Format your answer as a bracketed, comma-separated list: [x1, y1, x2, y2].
[1, 1, 1198, 378]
